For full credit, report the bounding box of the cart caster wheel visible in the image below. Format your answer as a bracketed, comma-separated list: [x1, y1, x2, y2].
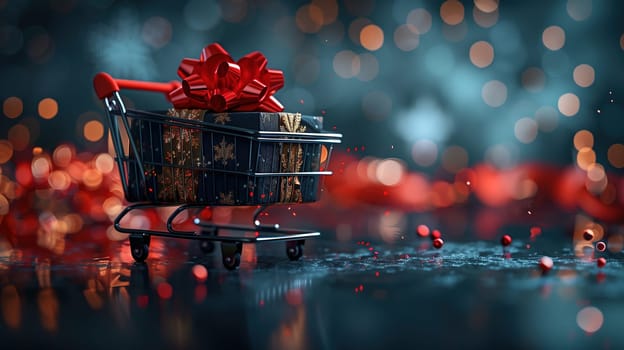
[286, 240, 304, 261]
[222, 253, 241, 270]
[130, 235, 150, 262]
[221, 242, 243, 270]
[199, 240, 215, 254]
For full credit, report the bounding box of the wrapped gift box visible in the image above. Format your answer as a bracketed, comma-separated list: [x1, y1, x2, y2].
[126, 109, 325, 205]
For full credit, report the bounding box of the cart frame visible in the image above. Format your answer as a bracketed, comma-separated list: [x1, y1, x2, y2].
[94, 72, 342, 269]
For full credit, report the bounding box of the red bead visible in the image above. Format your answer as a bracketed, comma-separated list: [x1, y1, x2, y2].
[501, 234, 512, 247]
[431, 229, 442, 240]
[582, 230, 594, 241]
[596, 241, 607, 252]
[417, 224, 430, 237]
[539, 256, 553, 272]
[597, 257, 607, 268]
[432, 238, 444, 249]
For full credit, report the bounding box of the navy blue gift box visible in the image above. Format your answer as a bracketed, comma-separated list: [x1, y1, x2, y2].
[124, 109, 324, 205]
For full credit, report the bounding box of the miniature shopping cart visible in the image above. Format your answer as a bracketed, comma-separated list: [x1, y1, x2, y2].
[93, 72, 341, 269]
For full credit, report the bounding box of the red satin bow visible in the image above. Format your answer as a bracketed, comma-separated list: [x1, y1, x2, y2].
[168, 43, 285, 112]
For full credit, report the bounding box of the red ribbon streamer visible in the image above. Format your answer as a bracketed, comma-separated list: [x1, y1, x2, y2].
[168, 43, 285, 112]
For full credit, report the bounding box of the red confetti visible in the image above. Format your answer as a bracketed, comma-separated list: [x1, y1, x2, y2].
[539, 256, 553, 272]
[500, 234, 512, 247]
[530, 226, 542, 240]
[597, 257, 607, 268]
[432, 238, 444, 249]
[596, 241, 607, 252]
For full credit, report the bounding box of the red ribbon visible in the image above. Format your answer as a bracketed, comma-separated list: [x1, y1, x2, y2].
[168, 43, 285, 112]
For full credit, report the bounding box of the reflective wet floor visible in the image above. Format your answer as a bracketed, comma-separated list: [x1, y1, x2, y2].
[1, 224, 623, 350]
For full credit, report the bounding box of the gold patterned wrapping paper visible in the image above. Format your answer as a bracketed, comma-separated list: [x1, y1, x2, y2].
[278, 113, 306, 203]
[145, 109, 320, 205]
[156, 108, 204, 202]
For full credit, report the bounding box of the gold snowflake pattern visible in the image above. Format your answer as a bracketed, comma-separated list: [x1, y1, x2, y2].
[214, 137, 235, 166]
[213, 113, 231, 125]
[219, 191, 235, 205]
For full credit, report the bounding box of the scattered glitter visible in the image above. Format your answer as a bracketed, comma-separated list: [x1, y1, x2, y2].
[539, 256, 553, 272]
[530, 226, 542, 239]
[582, 229, 594, 241]
[596, 257, 606, 268]
[595, 241, 606, 252]
[432, 238, 444, 249]
[501, 234, 512, 247]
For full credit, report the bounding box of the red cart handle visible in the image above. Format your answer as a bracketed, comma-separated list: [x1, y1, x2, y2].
[93, 72, 181, 100]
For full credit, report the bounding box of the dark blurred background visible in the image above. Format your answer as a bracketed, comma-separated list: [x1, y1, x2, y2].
[1, 0, 623, 172]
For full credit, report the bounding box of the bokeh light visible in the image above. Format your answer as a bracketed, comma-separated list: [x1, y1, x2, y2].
[482, 80, 507, 107]
[576, 147, 596, 170]
[566, 0, 592, 21]
[573, 64, 595, 87]
[469, 41, 494, 68]
[406, 8, 432, 34]
[542, 25, 566, 51]
[514, 118, 538, 144]
[333, 50, 360, 78]
[557, 93, 580, 117]
[0, 140, 13, 164]
[573, 130, 593, 151]
[474, 0, 499, 13]
[83, 120, 105, 142]
[607, 144, 624, 168]
[360, 24, 384, 51]
[473, 6, 498, 28]
[394, 25, 420, 52]
[576, 306, 603, 333]
[8, 124, 30, 151]
[313, 0, 339, 25]
[412, 140, 438, 167]
[296, 4, 324, 33]
[52, 145, 74, 167]
[348, 17, 372, 45]
[375, 158, 405, 186]
[440, 0, 464, 26]
[141, 16, 172, 49]
[3, 96, 23, 118]
[38, 98, 58, 119]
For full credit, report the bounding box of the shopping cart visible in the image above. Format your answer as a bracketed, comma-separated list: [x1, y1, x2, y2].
[93, 72, 342, 269]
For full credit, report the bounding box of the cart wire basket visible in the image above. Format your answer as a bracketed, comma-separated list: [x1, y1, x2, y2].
[94, 72, 342, 269]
